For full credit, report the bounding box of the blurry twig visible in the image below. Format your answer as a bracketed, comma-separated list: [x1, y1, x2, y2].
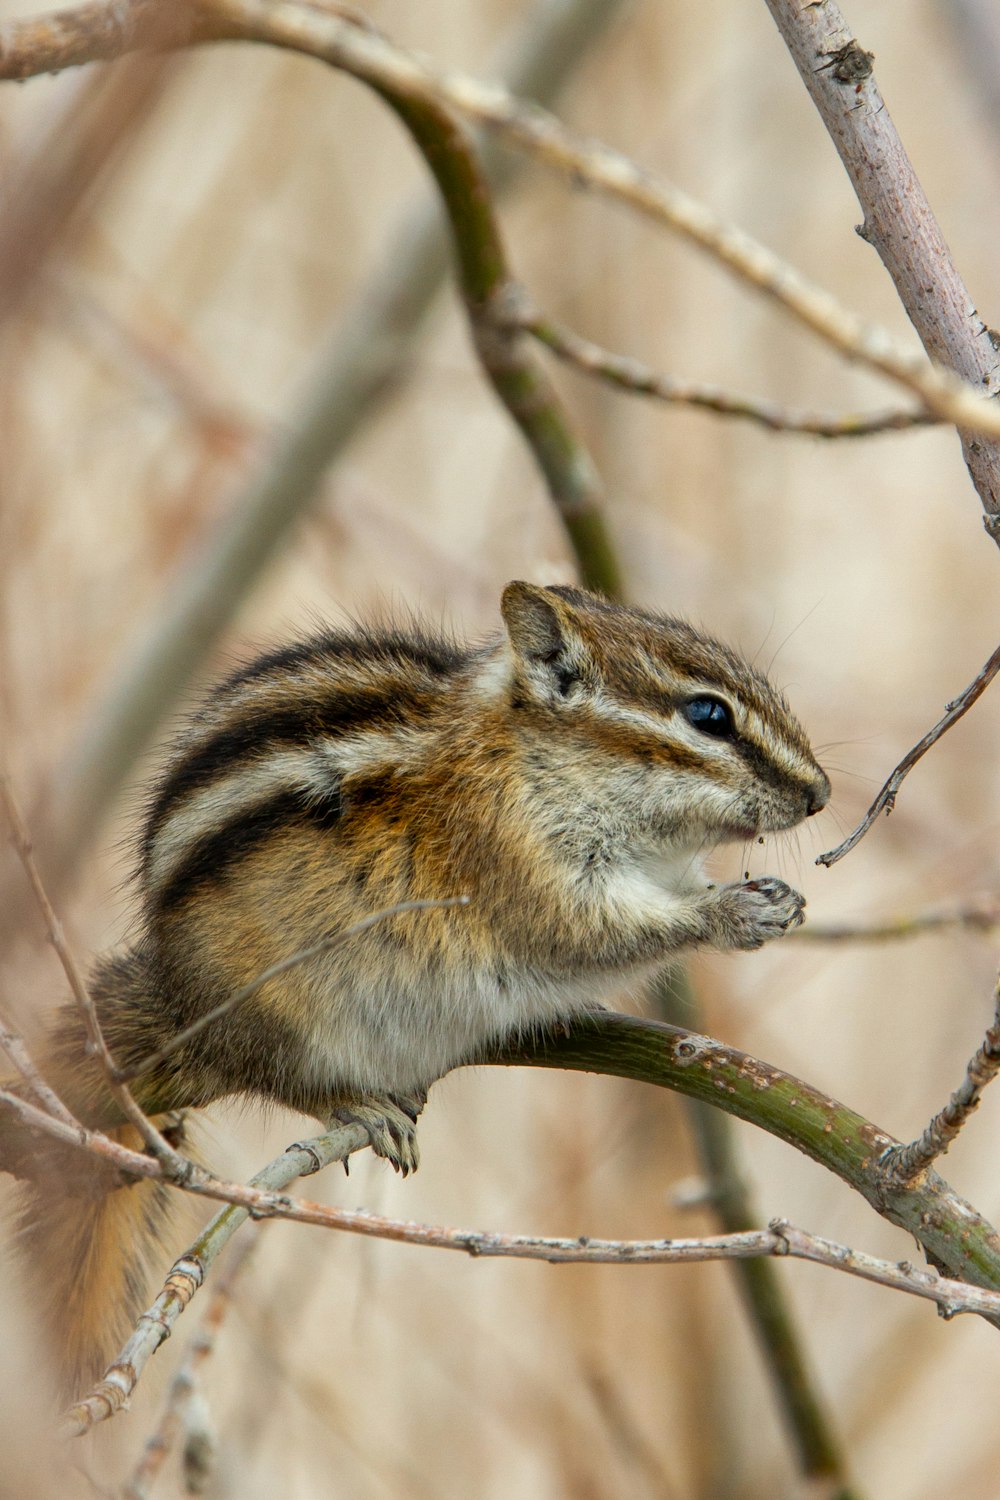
[202, 0, 1000, 438]
[0, 778, 191, 1176]
[654, 970, 857, 1495]
[817, 641, 1000, 866]
[121, 1228, 259, 1500]
[58, 1110, 1000, 1441]
[943, 0, 1000, 161]
[797, 897, 1000, 942]
[0, 39, 174, 325]
[764, 0, 1000, 536]
[512, 292, 934, 439]
[884, 974, 1000, 1185]
[4, 3, 1000, 435]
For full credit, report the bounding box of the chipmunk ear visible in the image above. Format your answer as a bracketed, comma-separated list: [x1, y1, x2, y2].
[500, 582, 588, 697]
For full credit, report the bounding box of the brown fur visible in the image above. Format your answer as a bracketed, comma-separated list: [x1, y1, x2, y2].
[5, 583, 830, 1393]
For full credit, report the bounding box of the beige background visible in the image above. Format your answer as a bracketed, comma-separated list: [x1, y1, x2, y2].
[2, 1, 1000, 1495]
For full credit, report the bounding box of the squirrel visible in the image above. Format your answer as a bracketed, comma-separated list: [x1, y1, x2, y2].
[6, 581, 829, 1394]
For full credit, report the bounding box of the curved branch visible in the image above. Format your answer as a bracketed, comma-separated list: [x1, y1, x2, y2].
[490, 1013, 1000, 1299]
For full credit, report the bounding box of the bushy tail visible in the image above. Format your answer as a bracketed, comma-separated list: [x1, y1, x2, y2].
[17, 1125, 179, 1399]
[3, 948, 198, 1398]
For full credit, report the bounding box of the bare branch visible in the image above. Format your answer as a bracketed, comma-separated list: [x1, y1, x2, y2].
[33, 0, 629, 887]
[0, 1011, 79, 1131]
[883, 974, 1000, 1184]
[60, 1097, 1000, 1439]
[511, 291, 934, 439]
[764, 0, 1000, 530]
[62, 1122, 370, 1436]
[121, 1229, 259, 1500]
[817, 641, 1000, 866]
[202, 0, 1000, 439]
[653, 966, 854, 1493]
[797, 897, 1000, 943]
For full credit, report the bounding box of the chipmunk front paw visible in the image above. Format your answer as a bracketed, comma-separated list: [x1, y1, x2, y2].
[330, 1091, 425, 1175]
[705, 876, 806, 951]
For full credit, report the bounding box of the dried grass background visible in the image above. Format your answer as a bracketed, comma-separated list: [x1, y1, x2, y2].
[2, 1, 1000, 1496]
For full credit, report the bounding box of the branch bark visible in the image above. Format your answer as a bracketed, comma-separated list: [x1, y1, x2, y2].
[764, 0, 1000, 534]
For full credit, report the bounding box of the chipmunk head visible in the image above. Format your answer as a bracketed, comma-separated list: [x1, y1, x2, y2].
[499, 581, 829, 848]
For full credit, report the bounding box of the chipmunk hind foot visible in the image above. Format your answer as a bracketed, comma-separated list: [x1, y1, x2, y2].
[329, 1090, 426, 1176]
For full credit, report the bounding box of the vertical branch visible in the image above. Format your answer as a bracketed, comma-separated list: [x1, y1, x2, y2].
[764, 0, 1000, 530]
[381, 90, 621, 599]
[654, 972, 861, 1500]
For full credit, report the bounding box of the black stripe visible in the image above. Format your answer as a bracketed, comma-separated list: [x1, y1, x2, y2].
[155, 784, 344, 914]
[226, 629, 466, 689]
[145, 685, 429, 848]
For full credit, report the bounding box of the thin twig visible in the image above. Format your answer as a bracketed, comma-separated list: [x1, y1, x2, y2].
[796, 897, 1000, 942]
[883, 974, 1000, 1184]
[7, 1009, 1000, 1309]
[114, 896, 471, 1083]
[0, 1012, 79, 1128]
[653, 969, 855, 1493]
[513, 293, 934, 439]
[817, 641, 1000, 866]
[121, 1228, 259, 1500]
[0, 777, 191, 1174]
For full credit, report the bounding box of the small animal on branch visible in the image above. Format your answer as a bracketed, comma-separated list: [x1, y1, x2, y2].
[3, 581, 829, 1392]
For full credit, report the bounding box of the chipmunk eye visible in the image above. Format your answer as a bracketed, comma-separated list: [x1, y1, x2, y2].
[684, 696, 735, 739]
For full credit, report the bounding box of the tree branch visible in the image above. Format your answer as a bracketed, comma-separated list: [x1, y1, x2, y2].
[796, 896, 1000, 943]
[764, 0, 1000, 533]
[510, 289, 934, 439]
[883, 973, 1000, 1185]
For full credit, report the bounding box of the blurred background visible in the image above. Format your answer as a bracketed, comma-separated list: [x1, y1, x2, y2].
[2, 0, 1000, 1495]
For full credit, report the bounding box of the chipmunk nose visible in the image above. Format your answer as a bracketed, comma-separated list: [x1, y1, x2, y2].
[805, 772, 831, 816]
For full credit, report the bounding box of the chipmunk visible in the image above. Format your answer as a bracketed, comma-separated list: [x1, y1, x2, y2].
[8, 582, 829, 1393]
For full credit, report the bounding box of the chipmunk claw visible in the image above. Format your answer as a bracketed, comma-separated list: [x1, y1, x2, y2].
[330, 1093, 424, 1175]
[708, 876, 806, 950]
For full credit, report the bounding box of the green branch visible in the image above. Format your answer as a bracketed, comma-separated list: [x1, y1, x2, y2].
[489, 1011, 1000, 1303]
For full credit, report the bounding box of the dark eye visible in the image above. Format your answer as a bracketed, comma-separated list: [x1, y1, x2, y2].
[684, 696, 735, 739]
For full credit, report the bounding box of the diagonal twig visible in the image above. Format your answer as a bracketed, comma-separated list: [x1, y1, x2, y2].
[114, 896, 470, 1084]
[0, 777, 191, 1175]
[817, 640, 1000, 866]
[511, 290, 934, 439]
[883, 973, 1000, 1185]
